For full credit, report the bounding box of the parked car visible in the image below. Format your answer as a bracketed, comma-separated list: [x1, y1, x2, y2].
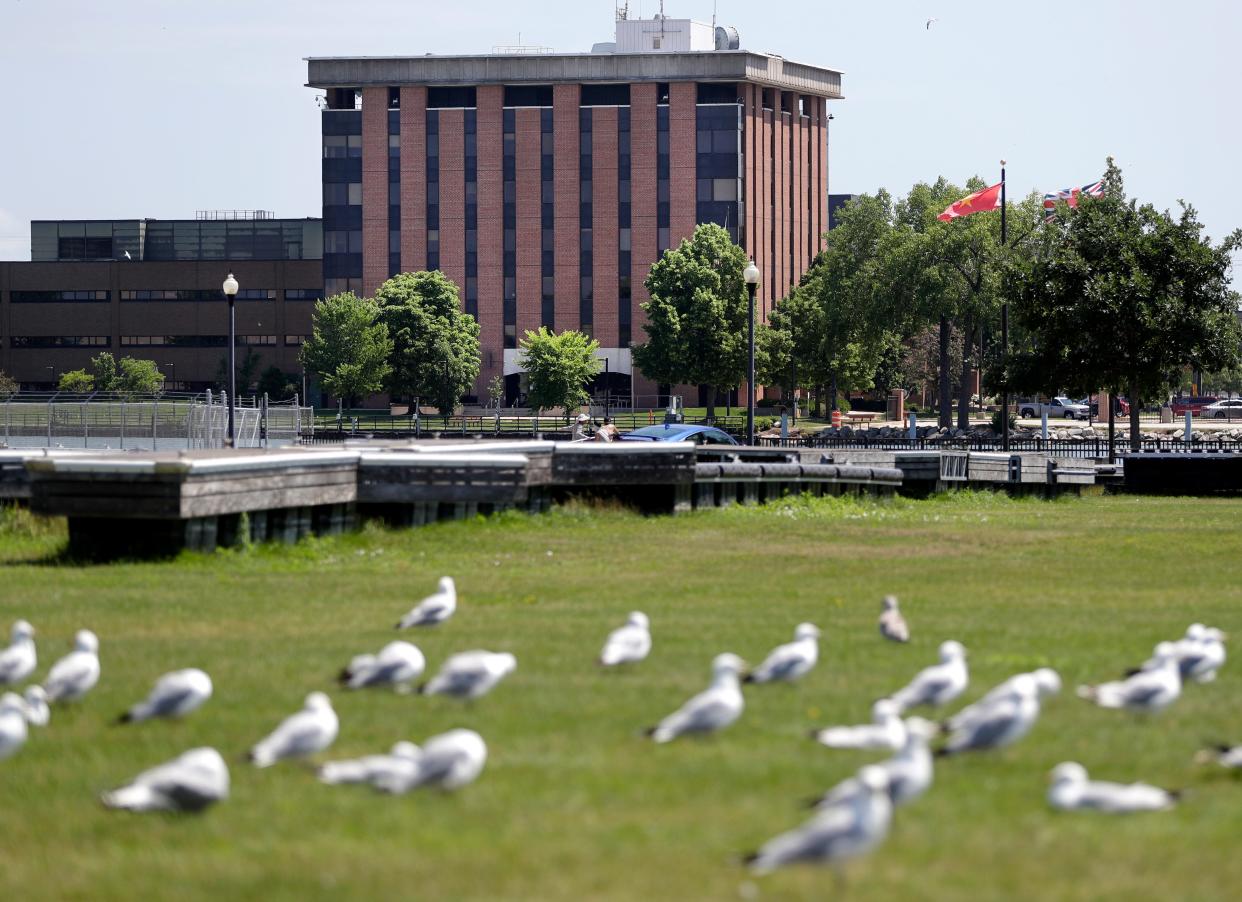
[1016, 396, 1090, 420]
[1089, 397, 1130, 418]
[1200, 399, 1242, 420]
[1170, 396, 1219, 416]
[620, 424, 739, 445]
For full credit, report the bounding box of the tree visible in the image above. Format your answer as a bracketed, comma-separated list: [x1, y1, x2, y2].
[0, 371, 17, 397]
[374, 271, 481, 415]
[57, 353, 163, 395]
[257, 366, 300, 401]
[300, 292, 393, 407]
[58, 369, 95, 392]
[633, 223, 748, 420]
[1003, 158, 1242, 448]
[518, 328, 600, 419]
[115, 357, 164, 395]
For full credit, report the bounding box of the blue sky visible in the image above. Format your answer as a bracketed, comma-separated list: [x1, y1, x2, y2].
[1, 0, 1239, 266]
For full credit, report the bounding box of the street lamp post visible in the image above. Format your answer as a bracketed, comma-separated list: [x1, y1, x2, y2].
[222, 273, 239, 447]
[744, 260, 760, 446]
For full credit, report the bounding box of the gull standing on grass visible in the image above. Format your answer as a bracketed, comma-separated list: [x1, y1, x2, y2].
[420, 651, 516, 700]
[101, 747, 230, 813]
[878, 596, 910, 643]
[1047, 762, 1179, 813]
[809, 699, 907, 752]
[376, 729, 488, 793]
[646, 653, 746, 743]
[938, 674, 1042, 756]
[118, 668, 213, 723]
[1182, 626, 1226, 683]
[744, 623, 821, 685]
[0, 692, 29, 760]
[809, 718, 936, 810]
[43, 629, 101, 704]
[396, 576, 457, 628]
[947, 668, 1061, 733]
[319, 741, 423, 786]
[1078, 642, 1181, 714]
[745, 765, 893, 875]
[23, 685, 49, 726]
[1195, 744, 1242, 769]
[247, 692, 339, 767]
[339, 641, 426, 691]
[599, 612, 652, 667]
[887, 640, 968, 713]
[0, 620, 36, 685]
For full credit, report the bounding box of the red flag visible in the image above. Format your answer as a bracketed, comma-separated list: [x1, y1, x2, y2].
[937, 183, 1002, 221]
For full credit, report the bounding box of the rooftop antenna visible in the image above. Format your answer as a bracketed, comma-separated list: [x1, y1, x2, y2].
[616, 2, 628, 20]
[712, 0, 717, 29]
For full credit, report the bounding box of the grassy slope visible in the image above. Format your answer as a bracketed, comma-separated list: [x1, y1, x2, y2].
[0, 493, 1239, 901]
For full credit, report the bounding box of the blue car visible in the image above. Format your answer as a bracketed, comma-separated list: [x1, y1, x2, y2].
[619, 424, 740, 445]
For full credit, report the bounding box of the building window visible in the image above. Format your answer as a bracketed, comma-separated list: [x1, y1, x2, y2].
[11, 335, 109, 348]
[285, 289, 324, 301]
[579, 108, 593, 332]
[10, 290, 109, 303]
[323, 135, 362, 158]
[503, 85, 553, 107]
[618, 106, 632, 347]
[695, 103, 741, 244]
[540, 107, 555, 330]
[426, 109, 440, 272]
[389, 107, 401, 277]
[502, 108, 517, 347]
[464, 108, 478, 318]
[657, 105, 670, 253]
[284, 334, 305, 346]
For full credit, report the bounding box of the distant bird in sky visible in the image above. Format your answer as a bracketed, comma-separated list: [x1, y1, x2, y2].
[599, 611, 652, 667]
[118, 668, 213, 723]
[926, 18, 938, 30]
[0, 620, 36, 686]
[396, 576, 457, 628]
[419, 650, 516, 700]
[376, 729, 488, 793]
[247, 692, 339, 767]
[879, 596, 909, 643]
[43, 629, 100, 704]
[1047, 762, 1179, 813]
[745, 623, 821, 684]
[810, 699, 907, 752]
[887, 640, 968, 713]
[123, 250, 132, 260]
[101, 747, 230, 813]
[339, 640, 425, 692]
[646, 653, 745, 743]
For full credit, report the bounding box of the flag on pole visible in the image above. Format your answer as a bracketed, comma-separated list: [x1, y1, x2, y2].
[1043, 179, 1104, 220]
[937, 183, 1003, 221]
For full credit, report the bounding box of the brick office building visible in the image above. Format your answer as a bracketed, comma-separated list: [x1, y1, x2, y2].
[307, 14, 843, 404]
[0, 215, 322, 391]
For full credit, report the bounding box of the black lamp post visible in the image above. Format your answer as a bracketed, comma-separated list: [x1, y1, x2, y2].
[222, 273, 239, 447]
[744, 260, 760, 445]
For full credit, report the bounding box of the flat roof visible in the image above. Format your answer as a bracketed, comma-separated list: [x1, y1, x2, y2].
[306, 50, 843, 99]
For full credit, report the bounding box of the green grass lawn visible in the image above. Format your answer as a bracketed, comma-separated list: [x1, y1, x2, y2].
[1, 493, 1240, 901]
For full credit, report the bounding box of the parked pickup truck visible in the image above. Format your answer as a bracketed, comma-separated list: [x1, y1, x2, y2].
[1017, 396, 1091, 420]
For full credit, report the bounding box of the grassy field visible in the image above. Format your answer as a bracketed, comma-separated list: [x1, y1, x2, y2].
[0, 493, 1240, 901]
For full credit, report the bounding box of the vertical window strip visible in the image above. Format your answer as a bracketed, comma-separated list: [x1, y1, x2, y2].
[579, 107, 593, 335]
[656, 105, 670, 254]
[540, 107, 554, 330]
[426, 109, 440, 272]
[465, 109, 478, 318]
[618, 107, 631, 347]
[503, 108, 516, 348]
[389, 99, 401, 277]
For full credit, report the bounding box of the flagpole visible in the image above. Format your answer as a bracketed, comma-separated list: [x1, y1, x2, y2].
[1000, 160, 1009, 453]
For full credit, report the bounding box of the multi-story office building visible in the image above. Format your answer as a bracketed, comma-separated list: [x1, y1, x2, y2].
[307, 14, 842, 403]
[0, 214, 321, 390]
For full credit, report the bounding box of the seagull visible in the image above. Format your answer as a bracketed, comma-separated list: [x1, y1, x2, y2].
[1078, 642, 1181, 714]
[0, 620, 36, 685]
[1047, 762, 1179, 813]
[810, 699, 907, 752]
[878, 596, 909, 643]
[247, 692, 339, 767]
[745, 623, 821, 684]
[1183, 626, 1226, 683]
[946, 667, 1061, 733]
[599, 611, 652, 666]
[118, 668, 213, 723]
[887, 640, 968, 713]
[938, 674, 1041, 756]
[123, 250, 133, 260]
[1194, 744, 1242, 769]
[43, 629, 101, 703]
[339, 641, 426, 691]
[375, 729, 488, 793]
[810, 718, 936, 809]
[646, 653, 746, 743]
[745, 765, 893, 875]
[101, 747, 230, 813]
[23, 685, 49, 727]
[926, 17, 938, 30]
[396, 576, 457, 628]
[318, 741, 423, 786]
[419, 650, 516, 700]
[0, 692, 29, 760]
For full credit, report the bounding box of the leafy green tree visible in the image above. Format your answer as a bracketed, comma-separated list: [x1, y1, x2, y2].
[91, 351, 118, 390]
[300, 292, 393, 407]
[58, 369, 94, 392]
[115, 357, 164, 395]
[518, 328, 600, 419]
[374, 271, 481, 415]
[633, 223, 748, 420]
[0, 371, 18, 397]
[1003, 158, 1242, 448]
[257, 366, 300, 400]
[58, 353, 163, 395]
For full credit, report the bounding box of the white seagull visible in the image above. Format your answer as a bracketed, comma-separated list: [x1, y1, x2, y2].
[43, 629, 101, 703]
[376, 729, 488, 793]
[319, 740, 423, 786]
[599, 611, 652, 666]
[339, 641, 426, 691]
[950, 667, 1062, 731]
[101, 747, 230, 813]
[1047, 762, 1179, 813]
[811, 718, 936, 810]
[1182, 626, 1226, 683]
[0, 620, 36, 685]
[647, 652, 746, 743]
[0, 692, 29, 760]
[1195, 743, 1242, 769]
[745, 765, 893, 875]
[420, 650, 517, 700]
[23, 685, 49, 727]
[1078, 642, 1181, 714]
[745, 623, 821, 685]
[396, 576, 457, 628]
[118, 668, 213, 723]
[248, 692, 339, 767]
[879, 596, 909, 643]
[887, 640, 968, 713]
[939, 674, 1041, 756]
[810, 699, 907, 752]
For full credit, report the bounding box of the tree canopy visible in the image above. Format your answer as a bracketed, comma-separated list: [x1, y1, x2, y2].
[57, 353, 164, 395]
[518, 328, 600, 416]
[300, 292, 393, 406]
